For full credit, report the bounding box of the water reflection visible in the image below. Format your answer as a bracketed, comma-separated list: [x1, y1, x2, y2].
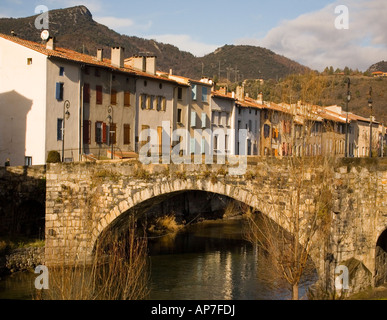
[148, 219, 301, 300]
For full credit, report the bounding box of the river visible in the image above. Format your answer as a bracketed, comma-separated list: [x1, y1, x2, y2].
[0, 219, 317, 300]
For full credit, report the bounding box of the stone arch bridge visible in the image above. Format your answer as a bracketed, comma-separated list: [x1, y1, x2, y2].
[44, 158, 387, 296]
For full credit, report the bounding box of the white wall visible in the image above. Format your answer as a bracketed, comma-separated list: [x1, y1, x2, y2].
[0, 38, 47, 166]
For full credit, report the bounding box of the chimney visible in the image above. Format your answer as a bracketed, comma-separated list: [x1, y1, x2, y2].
[169, 69, 173, 75]
[126, 56, 145, 72]
[236, 85, 245, 101]
[111, 47, 125, 68]
[219, 87, 227, 95]
[46, 37, 56, 50]
[145, 56, 156, 75]
[97, 48, 104, 61]
[257, 92, 263, 104]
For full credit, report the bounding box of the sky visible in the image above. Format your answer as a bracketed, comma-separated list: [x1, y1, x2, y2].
[1, 0, 386, 71]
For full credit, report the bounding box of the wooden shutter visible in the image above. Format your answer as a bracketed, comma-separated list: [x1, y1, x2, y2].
[124, 91, 130, 106]
[83, 120, 91, 144]
[124, 124, 130, 145]
[83, 83, 90, 103]
[96, 85, 103, 104]
[103, 122, 107, 144]
[111, 89, 117, 105]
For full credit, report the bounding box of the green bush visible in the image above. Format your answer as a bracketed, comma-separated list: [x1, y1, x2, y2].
[47, 151, 61, 163]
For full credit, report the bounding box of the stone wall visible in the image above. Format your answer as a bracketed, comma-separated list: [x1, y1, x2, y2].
[44, 158, 387, 297]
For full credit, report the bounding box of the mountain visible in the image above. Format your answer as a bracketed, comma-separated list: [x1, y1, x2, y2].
[0, 5, 309, 80]
[367, 61, 387, 73]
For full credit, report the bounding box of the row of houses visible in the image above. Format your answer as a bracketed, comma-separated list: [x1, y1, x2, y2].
[0, 33, 385, 166]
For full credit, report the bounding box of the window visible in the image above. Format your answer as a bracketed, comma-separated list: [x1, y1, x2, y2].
[146, 96, 152, 110]
[96, 85, 103, 105]
[190, 138, 196, 155]
[192, 84, 197, 101]
[177, 109, 182, 123]
[162, 97, 167, 111]
[57, 118, 63, 141]
[201, 138, 206, 154]
[201, 113, 207, 128]
[178, 87, 183, 100]
[83, 83, 90, 103]
[56, 82, 64, 101]
[95, 68, 101, 77]
[84, 67, 90, 75]
[124, 124, 131, 145]
[83, 120, 91, 144]
[59, 67, 65, 76]
[24, 157, 32, 166]
[111, 89, 117, 105]
[27, 58, 32, 65]
[124, 91, 131, 107]
[95, 121, 107, 144]
[191, 111, 197, 127]
[109, 123, 117, 145]
[264, 124, 270, 138]
[202, 87, 208, 103]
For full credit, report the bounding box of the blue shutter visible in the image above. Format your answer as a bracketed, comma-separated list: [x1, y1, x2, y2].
[191, 111, 196, 127]
[56, 83, 61, 100]
[202, 87, 207, 102]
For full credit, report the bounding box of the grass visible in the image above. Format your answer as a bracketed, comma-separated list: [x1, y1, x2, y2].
[0, 236, 45, 255]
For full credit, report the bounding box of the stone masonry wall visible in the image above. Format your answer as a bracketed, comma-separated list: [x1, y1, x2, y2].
[44, 158, 387, 296]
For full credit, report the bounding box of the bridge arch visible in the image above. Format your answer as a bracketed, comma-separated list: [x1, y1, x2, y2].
[375, 228, 387, 286]
[91, 178, 268, 246]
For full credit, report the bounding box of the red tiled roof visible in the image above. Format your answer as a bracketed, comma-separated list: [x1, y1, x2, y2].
[0, 33, 181, 84]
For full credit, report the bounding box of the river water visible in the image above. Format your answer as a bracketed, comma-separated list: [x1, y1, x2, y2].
[0, 219, 317, 300]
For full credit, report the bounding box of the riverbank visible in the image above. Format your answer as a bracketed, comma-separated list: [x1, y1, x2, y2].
[347, 284, 387, 300]
[0, 239, 44, 276]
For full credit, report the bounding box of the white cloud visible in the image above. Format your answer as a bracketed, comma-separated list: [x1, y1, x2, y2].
[236, 0, 387, 71]
[144, 34, 218, 57]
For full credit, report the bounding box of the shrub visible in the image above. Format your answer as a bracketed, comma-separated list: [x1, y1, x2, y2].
[47, 151, 61, 163]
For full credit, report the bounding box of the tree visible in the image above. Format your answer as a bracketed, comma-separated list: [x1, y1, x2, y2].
[244, 106, 335, 300]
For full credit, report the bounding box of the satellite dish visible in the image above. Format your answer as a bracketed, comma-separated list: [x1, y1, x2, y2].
[41, 30, 50, 41]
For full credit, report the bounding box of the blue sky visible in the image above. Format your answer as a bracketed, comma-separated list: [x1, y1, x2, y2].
[1, 0, 387, 71]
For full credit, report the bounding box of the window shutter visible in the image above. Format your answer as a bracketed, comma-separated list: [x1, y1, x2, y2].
[202, 87, 207, 102]
[56, 83, 63, 101]
[190, 138, 196, 155]
[57, 119, 63, 141]
[201, 113, 207, 128]
[103, 123, 107, 144]
[124, 91, 130, 106]
[83, 83, 90, 103]
[83, 120, 91, 144]
[111, 89, 117, 105]
[191, 111, 196, 127]
[124, 124, 130, 145]
[96, 85, 103, 104]
[192, 84, 197, 101]
[201, 138, 205, 154]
